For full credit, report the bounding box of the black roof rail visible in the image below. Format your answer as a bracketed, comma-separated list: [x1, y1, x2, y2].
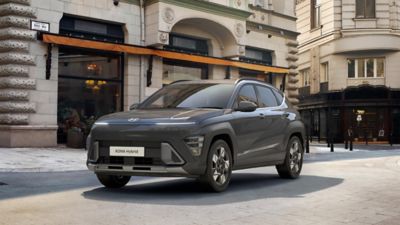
[235, 78, 268, 84]
[168, 80, 192, 85]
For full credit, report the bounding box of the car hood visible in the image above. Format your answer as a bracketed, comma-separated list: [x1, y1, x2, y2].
[95, 108, 225, 125]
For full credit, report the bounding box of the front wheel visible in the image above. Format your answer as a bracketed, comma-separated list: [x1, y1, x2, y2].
[200, 140, 232, 192]
[276, 136, 304, 179]
[96, 174, 131, 188]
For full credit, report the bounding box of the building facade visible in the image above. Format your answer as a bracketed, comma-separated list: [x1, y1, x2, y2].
[0, 0, 299, 147]
[296, 0, 400, 143]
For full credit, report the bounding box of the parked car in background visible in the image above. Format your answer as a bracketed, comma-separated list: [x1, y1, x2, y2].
[86, 79, 305, 192]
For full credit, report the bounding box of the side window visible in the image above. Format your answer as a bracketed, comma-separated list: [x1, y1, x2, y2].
[272, 89, 284, 105]
[236, 85, 258, 107]
[256, 85, 279, 108]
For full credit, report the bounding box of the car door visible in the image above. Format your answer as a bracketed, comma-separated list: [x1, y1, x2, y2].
[230, 84, 266, 166]
[255, 85, 289, 161]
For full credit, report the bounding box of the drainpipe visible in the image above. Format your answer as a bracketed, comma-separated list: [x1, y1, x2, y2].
[139, 0, 145, 102]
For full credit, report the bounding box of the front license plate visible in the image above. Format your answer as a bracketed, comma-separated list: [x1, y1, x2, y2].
[109, 146, 145, 157]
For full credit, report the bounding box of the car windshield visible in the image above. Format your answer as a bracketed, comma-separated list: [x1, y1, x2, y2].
[139, 83, 235, 109]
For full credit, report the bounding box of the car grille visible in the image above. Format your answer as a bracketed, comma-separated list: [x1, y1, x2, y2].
[97, 141, 163, 166]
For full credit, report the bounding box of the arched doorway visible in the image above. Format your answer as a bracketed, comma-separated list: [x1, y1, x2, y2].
[162, 18, 239, 85]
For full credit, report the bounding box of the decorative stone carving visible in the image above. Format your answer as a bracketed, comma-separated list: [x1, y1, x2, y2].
[0, 113, 28, 124]
[0, 3, 36, 17]
[0, 77, 35, 89]
[0, 0, 30, 5]
[234, 23, 245, 38]
[159, 32, 169, 44]
[0, 64, 28, 76]
[234, 0, 242, 7]
[285, 38, 300, 106]
[286, 39, 299, 47]
[0, 89, 28, 100]
[286, 54, 299, 61]
[288, 62, 298, 69]
[0, 52, 34, 64]
[0, 101, 35, 113]
[0, 27, 36, 40]
[288, 47, 299, 54]
[162, 7, 175, 24]
[0, 40, 28, 52]
[0, 0, 36, 125]
[0, 15, 30, 28]
[288, 69, 298, 75]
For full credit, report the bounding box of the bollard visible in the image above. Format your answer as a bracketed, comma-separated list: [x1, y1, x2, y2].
[306, 136, 310, 153]
[389, 133, 393, 147]
[364, 131, 368, 145]
[345, 139, 348, 149]
[350, 139, 353, 151]
[310, 135, 313, 143]
[330, 136, 334, 152]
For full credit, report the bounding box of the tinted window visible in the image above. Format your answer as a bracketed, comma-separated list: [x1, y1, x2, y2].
[139, 83, 234, 109]
[256, 86, 278, 107]
[236, 85, 258, 107]
[272, 89, 284, 105]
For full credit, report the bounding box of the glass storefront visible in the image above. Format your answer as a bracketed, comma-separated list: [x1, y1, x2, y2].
[57, 47, 123, 144]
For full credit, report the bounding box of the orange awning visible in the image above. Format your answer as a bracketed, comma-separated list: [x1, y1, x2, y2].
[41, 33, 289, 74]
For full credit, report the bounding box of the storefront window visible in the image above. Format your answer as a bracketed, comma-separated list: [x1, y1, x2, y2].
[57, 47, 123, 143]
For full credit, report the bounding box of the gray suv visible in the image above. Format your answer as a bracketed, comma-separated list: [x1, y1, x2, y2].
[86, 79, 305, 192]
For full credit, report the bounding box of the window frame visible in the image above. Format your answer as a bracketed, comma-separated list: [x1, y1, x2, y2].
[320, 62, 329, 83]
[300, 68, 311, 87]
[347, 57, 385, 79]
[355, 0, 376, 19]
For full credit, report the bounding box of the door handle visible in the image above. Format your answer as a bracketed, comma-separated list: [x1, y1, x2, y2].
[259, 113, 265, 119]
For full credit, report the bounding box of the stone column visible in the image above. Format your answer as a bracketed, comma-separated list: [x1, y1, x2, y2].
[286, 39, 300, 106]
[0, 0, 56, 147]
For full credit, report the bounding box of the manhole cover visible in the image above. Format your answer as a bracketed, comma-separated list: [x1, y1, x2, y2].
[0, 182, 7, 186]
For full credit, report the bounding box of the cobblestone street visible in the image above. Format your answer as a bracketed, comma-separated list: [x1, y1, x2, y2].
[1, 148, 399, 225]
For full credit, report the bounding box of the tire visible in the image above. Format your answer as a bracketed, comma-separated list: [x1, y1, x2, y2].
[199, 140, 233, 192]
[96, 174, 131, 188]
[276, 136, 304, 179]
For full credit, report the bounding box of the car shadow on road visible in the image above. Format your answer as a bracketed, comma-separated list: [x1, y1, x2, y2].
[82, 173, 343, 205]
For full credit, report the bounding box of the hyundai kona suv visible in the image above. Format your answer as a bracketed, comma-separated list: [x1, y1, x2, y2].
[86, 79, 305, 192]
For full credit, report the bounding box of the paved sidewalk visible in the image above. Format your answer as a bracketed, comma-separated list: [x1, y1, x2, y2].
[0, 144, 399, 172]
[0, 147, 87, 172]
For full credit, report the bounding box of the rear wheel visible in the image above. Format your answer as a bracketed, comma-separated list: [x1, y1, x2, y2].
[276, 136, 303, 179]
[200, 140, 232, 192]
[96, 174, 131, 188]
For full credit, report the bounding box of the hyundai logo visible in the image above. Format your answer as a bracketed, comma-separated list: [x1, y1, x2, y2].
[128, 118, 139, 122]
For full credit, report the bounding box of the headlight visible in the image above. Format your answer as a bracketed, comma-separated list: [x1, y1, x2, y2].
[184, 136, 204, 156]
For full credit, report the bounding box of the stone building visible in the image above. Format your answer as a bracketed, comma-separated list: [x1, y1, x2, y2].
[296, 0, 400, 143]
[0, 0, 298, 147]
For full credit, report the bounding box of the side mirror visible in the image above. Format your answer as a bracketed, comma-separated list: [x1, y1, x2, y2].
[235, 101, 257, 112]
[129, 103, 139, 110]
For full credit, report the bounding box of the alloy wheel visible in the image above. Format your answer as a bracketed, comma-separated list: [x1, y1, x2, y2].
[289, 140, 302, 173]
[211, 146, 230, 186]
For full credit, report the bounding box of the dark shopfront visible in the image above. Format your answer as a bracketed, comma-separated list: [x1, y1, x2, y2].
[299, 85, 400, 144]
[57, 16, 124, 145]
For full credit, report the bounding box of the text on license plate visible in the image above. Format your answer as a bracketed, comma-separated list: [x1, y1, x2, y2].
[109, 146, 145, 157]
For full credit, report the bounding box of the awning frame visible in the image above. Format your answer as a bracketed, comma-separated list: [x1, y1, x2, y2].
[39, 32, 289, 75]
